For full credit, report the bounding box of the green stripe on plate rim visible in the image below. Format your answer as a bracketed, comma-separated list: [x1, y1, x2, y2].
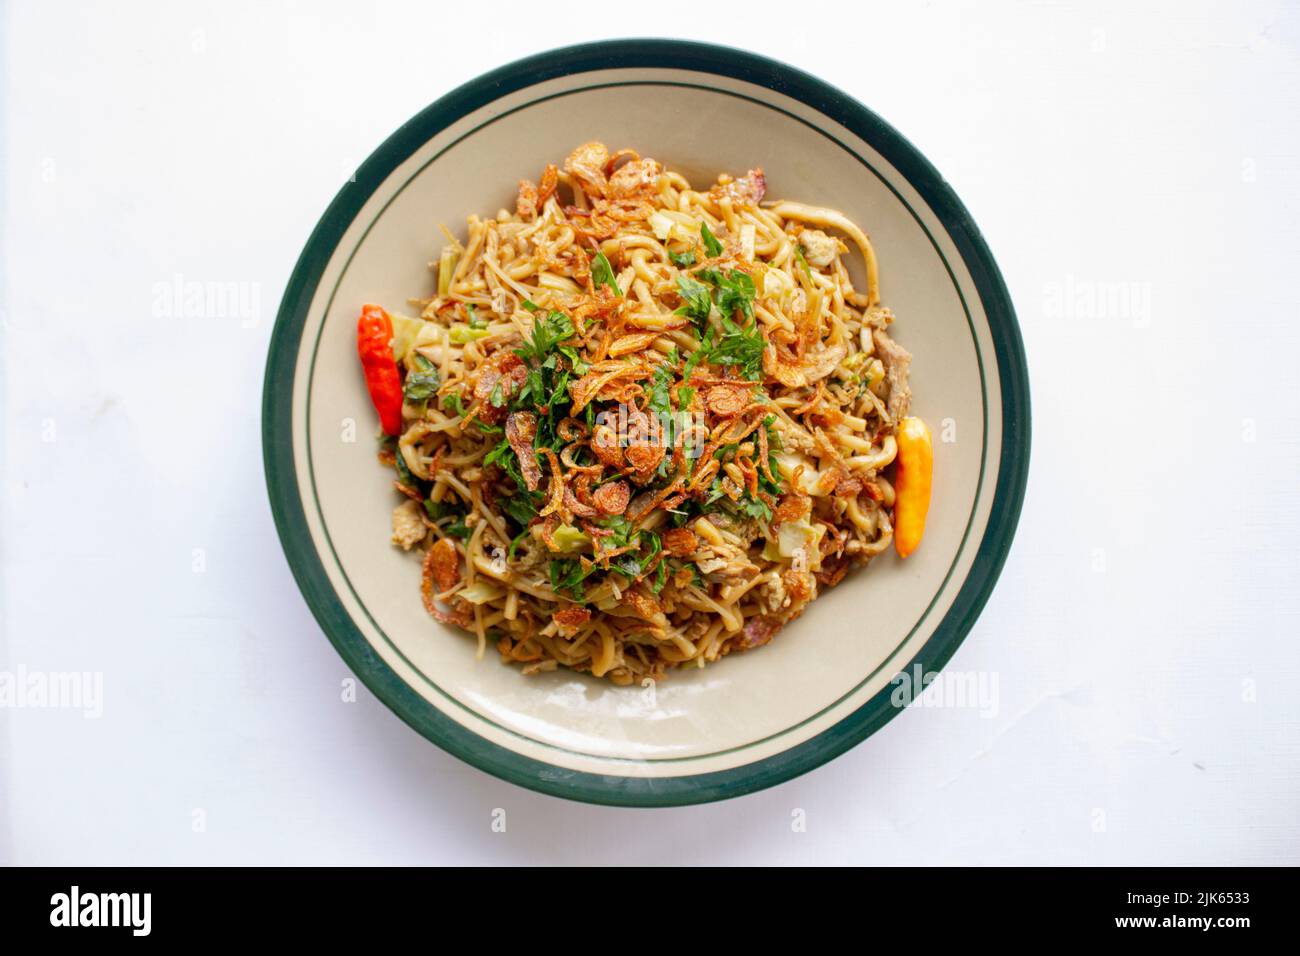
[262, 39, 1031, 807]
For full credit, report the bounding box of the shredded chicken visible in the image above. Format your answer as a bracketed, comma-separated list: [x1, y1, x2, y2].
[797, 229, 841, 268]
[873, 328, 912, 421]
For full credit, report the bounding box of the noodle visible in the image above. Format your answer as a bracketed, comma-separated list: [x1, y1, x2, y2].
[373, 142, 918, 683]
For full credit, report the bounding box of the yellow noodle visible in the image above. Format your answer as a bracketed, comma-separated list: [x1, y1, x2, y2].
[365, 143, 918, 683]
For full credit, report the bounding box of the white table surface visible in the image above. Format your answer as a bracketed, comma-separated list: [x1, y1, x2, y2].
[3, 0, 1298, 866]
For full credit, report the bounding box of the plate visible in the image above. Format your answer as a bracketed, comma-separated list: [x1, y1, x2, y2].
[262, 39, 1030, 806]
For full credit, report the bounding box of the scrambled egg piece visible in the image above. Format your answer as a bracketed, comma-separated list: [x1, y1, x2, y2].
[391, 500, 425, 550]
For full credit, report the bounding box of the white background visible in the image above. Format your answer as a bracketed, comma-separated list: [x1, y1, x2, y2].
[3, 0, 1298, 865]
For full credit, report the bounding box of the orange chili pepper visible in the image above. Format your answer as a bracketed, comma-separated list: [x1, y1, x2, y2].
[357, 304, 403, 436]
[893, 416, 933, 559]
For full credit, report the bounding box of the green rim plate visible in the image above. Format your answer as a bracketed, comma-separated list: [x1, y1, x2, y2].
[262, 38, 1031, 806]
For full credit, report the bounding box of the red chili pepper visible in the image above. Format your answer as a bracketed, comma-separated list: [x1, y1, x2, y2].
[357, 304, 403, 436]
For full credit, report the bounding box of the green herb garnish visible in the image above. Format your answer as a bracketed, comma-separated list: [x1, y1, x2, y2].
[508, 527, 530, 560]
[681, 328, 714, 383]
[701, 221, 724, 258]
[697, 268, 756, 321]
[503, 494, 538, 528]
[394, 446, 417, 487]
[403, 354, 441, 403]
[793, 245, 813, 280]
[705, 316, 764, 380]
[675, 274, 713, 325]
[591, 251, 621, 296]
[514, 311, 575, 364]
[549, 559, 594, 602]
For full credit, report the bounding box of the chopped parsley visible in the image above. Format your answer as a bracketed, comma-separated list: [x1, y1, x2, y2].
[592, 517, 662, 583]
[485, 437, 544, 507]
[700, 315, 765, 381]
[502, 494, 538, 528]
[682, 329, 713, 383]
[423, 498, 455, 520]
[669, 247, 696, 268]
[649, 362, 673, 418]
[760, 415, 783, 490]
[549, 559, 594, 601]
[734, 494, 773, 522]
[697, 268, 756, 321]
[508, 527, 530, 560]
[701, 221, 725, 257]
[514, 311, 575, 364]
[500, 308, 587, 491]
[591, 251, 621, 296]
[674, 274, 713, 325]
[393, 445, 417, 488]
[793, 244, 813, 281]
[705, 476, 772, 522]
[483, 438, 512, 468]
[648, 353, 692, 448]
[424, 498, 472, 539]
[443, 519, 472, 540]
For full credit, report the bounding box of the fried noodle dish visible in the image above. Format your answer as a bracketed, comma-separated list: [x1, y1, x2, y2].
[356, 141, 933, 685]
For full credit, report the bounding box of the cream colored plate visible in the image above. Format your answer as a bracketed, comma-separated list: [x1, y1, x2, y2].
[263, 40, 1030, 805]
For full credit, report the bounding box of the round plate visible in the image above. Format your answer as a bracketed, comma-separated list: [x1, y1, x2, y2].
[262, 39, 1030, 806]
